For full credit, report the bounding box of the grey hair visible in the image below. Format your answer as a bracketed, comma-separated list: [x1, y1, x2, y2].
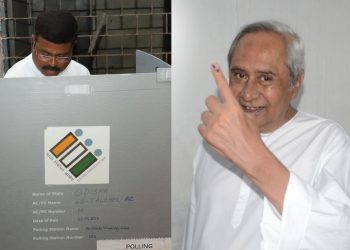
[227, 20, 305, 86]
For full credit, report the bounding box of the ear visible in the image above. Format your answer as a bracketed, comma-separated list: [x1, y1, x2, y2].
[31, 35, 36, 49]
[290, 72, 304, 99]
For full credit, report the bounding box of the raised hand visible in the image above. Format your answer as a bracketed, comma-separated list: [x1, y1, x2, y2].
[198, 63, 262, 169]
[198, 63, 289, 213]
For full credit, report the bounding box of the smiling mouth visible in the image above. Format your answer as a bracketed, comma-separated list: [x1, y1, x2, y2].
[241, 105, 265, 114]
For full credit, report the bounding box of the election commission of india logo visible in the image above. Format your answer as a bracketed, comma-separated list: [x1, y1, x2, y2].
[44, 126, 110, 185]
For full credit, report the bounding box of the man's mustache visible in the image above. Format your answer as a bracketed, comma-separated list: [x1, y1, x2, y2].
[42, 65, 60, 72]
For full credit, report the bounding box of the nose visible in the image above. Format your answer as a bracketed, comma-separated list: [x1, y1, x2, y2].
[48, 56, 58, 66]
[240, 80, 259, 101]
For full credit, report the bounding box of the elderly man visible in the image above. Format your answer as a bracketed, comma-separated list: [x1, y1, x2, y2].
[184, 21, 350, 249]
[4, 10, 89, 78]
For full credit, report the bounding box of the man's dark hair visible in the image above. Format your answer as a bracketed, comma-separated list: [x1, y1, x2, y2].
[34, 10, 78, 44]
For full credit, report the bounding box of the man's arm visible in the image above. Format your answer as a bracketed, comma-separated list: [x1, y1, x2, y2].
[266, 139, 350, 249]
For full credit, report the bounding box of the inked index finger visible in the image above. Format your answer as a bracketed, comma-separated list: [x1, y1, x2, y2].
[211, 63, 236, 104]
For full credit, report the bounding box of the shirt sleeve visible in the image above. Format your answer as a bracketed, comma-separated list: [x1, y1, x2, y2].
[261, 132, 350, 249]
[82, 65, 90, 75]
[4, 67, 17, 78]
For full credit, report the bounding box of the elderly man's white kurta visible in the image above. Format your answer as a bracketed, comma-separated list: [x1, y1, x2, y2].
[184, 111, 350, 250]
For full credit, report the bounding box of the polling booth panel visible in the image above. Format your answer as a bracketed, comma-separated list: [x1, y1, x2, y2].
[0, 73, 171, 250]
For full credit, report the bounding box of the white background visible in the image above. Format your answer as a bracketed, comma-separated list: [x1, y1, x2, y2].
[172, 0, 350, 249]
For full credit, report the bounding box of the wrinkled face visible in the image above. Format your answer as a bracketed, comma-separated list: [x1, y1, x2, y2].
[32, 35, 73, 76]
[229, 32, 302, 133]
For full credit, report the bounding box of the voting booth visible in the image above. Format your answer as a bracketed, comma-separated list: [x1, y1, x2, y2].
[0, 58, 171, 249]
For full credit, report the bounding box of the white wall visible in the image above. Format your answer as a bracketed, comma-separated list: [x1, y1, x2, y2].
[172, 0, 350, 249]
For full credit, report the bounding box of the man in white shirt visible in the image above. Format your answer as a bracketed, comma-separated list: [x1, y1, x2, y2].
[184, 21, 350, 249]
[4, 10, 90, 78]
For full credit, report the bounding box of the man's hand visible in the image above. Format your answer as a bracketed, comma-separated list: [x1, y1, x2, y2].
[198, 63, 262, 169]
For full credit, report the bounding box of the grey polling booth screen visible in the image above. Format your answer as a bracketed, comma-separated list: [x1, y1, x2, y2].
[0, 73, 170, 250]
[136, 50, 171, 73]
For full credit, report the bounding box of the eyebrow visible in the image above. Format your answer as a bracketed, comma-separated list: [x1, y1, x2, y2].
[257, 70, 276, 76]
[230, 67, 246, 72]
[230, 67, 276, 76]
[37, 48, 71, 56]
